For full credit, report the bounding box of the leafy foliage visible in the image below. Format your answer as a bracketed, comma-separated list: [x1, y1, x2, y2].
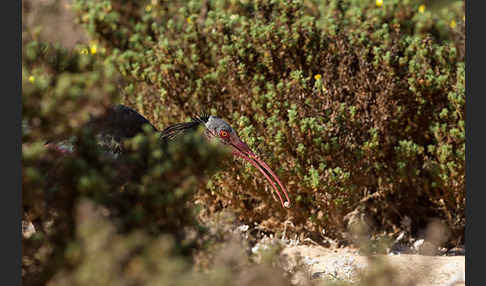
[70, 0, 465, 241]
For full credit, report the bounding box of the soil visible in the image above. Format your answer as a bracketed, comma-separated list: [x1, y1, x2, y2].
[281, 245, 465, 286]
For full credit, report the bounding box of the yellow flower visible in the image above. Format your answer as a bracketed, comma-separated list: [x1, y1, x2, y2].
[418, 4, 425, 13]
[28, 76, 35, 83]
[81, 14, 89, 23]
[90, 44, 97, 55]
[80, 48, 88, 55]
[376, 0, 383, 7]
[450, 20, 457, 29]
[145, 5, 152, 12]
[314, 74, 322, 81]
[187, 17, 192, 24]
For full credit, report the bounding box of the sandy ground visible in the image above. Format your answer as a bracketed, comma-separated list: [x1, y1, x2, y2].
[282, 245, 465, 286]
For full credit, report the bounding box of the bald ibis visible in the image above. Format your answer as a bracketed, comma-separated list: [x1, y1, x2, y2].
[47, 105, 291, 208]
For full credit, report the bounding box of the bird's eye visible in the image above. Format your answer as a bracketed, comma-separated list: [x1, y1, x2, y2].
[219, 130, 229, 138]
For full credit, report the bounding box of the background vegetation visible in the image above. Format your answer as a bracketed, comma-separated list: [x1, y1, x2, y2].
[22, 0, 465, 285]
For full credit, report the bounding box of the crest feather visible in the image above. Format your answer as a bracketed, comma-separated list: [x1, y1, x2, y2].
[159, 112, 209, 141]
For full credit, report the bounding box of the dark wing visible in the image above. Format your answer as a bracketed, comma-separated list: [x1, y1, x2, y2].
[45, 105, 158, 159]
[86, 105, 158, 140]
[82, 105, 158, 155]
[48, 105, 207, 156]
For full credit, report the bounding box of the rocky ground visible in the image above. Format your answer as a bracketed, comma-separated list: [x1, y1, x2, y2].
[241, 222, 466, 286]
[281, 245, 465, 286]
[23, 214, 466, 286]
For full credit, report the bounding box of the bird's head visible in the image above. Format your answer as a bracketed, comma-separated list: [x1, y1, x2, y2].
[203, 116, 291, 208]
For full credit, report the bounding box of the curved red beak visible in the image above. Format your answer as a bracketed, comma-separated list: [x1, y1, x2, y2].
[230, 139, 291, 208]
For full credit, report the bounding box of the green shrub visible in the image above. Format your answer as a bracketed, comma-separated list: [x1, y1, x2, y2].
[69, 0, 465, 243]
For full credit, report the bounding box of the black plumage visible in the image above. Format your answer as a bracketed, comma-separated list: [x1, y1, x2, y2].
[83, 105, 207, 154]
[47, 104, 291, 208]
[86, 105, 158, 141]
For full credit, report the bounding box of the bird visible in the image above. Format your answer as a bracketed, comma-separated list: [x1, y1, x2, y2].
[46, 105, 291, 208]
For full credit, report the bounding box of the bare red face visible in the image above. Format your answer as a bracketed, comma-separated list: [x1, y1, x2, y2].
[219, 129, 229, 139]
[205, 116, 291, 208]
